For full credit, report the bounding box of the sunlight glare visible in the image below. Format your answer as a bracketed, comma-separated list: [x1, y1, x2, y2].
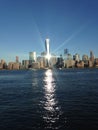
[44, 69, 56, 112]
[45, 54, 51, 61]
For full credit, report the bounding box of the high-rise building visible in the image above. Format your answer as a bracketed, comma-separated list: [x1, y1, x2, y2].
[45, 38, 50, 55]
[41, 52, 47, 67]
[29, 52, 37, 64]
[90, 50, 94, 62]
[64, 49, 69, 60]
[16, 56, 19, 63]
[64, 49, 68, 55]
[45, 38, 51, 66]
[56, 54, 64, 68]
[41, 51, 47, 57]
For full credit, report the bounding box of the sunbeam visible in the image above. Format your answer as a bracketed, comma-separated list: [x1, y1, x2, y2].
[53, 24, 87, 53]
[33, 17, 45, 50]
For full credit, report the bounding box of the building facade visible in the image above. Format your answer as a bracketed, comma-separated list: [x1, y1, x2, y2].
[73, 53, 80, 62]
[29, 52, 37, 64]
[45, 38, 50, 55]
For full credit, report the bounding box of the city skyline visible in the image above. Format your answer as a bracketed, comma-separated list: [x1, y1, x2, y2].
[0, 37, 97, 69]
[0, 0, 98, 62]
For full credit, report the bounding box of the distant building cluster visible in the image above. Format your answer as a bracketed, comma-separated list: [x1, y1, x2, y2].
[63, 50, 98, 68]
[0, 57, 21, 70]
[0, 39, 98, 70]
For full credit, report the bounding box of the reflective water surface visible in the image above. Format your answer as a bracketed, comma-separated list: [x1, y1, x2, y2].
[0, 69, 98, 130]
[43, 69, 63, 129]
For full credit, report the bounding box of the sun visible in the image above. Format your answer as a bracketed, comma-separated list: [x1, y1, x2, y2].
[45, 54, 51, 61]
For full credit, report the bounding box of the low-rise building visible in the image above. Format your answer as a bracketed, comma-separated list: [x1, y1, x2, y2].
[76, 61, 84, 68]
[0, 63, 3, 69]
[64, 60, 75, 68]
[95, 58, 98, 67]
[88, 60, 94, 68]
[0, 59, 7, 69]
[8, 62, 20, 70]
[31, 62, 40, 69]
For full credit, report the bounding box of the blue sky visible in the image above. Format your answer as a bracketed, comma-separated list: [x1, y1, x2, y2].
[0, 0, 98, 62]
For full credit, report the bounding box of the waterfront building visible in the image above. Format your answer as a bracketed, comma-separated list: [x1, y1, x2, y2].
[76, 61, 84, 68]
[39, 60, 44, 68]
[31, 62, 40, 69]
[22, 60, 29, 69]
[82, 54, 89, 67]
[73, 53, 80, 62]
[1, 59, 5, 64]
[37, 56, 45, 68]
[41, 52, 47, 67]
[37, 56, 43, 68]
[29, 52, 37, 65]
[64, 60, 75, 68]
[82, 55, 89, 62]
[8, 62, 13, 70]
[50, 54, 57, 67]
[95, 58, 98, 65]
[88, 60, 93, 68]
[0, 63, 3, 69]
[8, 62, 20, 70]
[0, 59, 7, 69]
[95, 58, 98, 67]
[56, 55, 64, 68]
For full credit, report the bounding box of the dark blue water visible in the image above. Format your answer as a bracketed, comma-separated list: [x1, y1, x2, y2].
[0, 68, 98, 130]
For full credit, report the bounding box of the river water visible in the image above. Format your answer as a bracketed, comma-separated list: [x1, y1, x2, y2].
[0, 68, 98, 130]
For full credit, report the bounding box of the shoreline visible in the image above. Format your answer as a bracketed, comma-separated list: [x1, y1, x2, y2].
[0, 67, 98, 71]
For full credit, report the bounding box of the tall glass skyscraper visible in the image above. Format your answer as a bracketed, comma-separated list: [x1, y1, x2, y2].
[45, 38, 50, 55]
[29, 52, 36, 64]
[45, 38, 51, 67]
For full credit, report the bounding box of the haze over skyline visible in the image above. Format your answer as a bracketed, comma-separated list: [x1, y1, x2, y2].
[0, 0, 98, 62]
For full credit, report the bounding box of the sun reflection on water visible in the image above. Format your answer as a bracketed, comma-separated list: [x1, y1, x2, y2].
[44, 69, 57, 110]
[43, 69, 61, 129]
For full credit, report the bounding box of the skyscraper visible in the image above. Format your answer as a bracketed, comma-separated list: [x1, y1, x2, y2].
[16, 56, 19, 63]
[64, 49, 68, 55]
[64, 48, 69, 60]
[45, 38, 51, 66]
[45, 38, 50, 55]
[29, 52, 37, 65]
[90, 50, 94, 62]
